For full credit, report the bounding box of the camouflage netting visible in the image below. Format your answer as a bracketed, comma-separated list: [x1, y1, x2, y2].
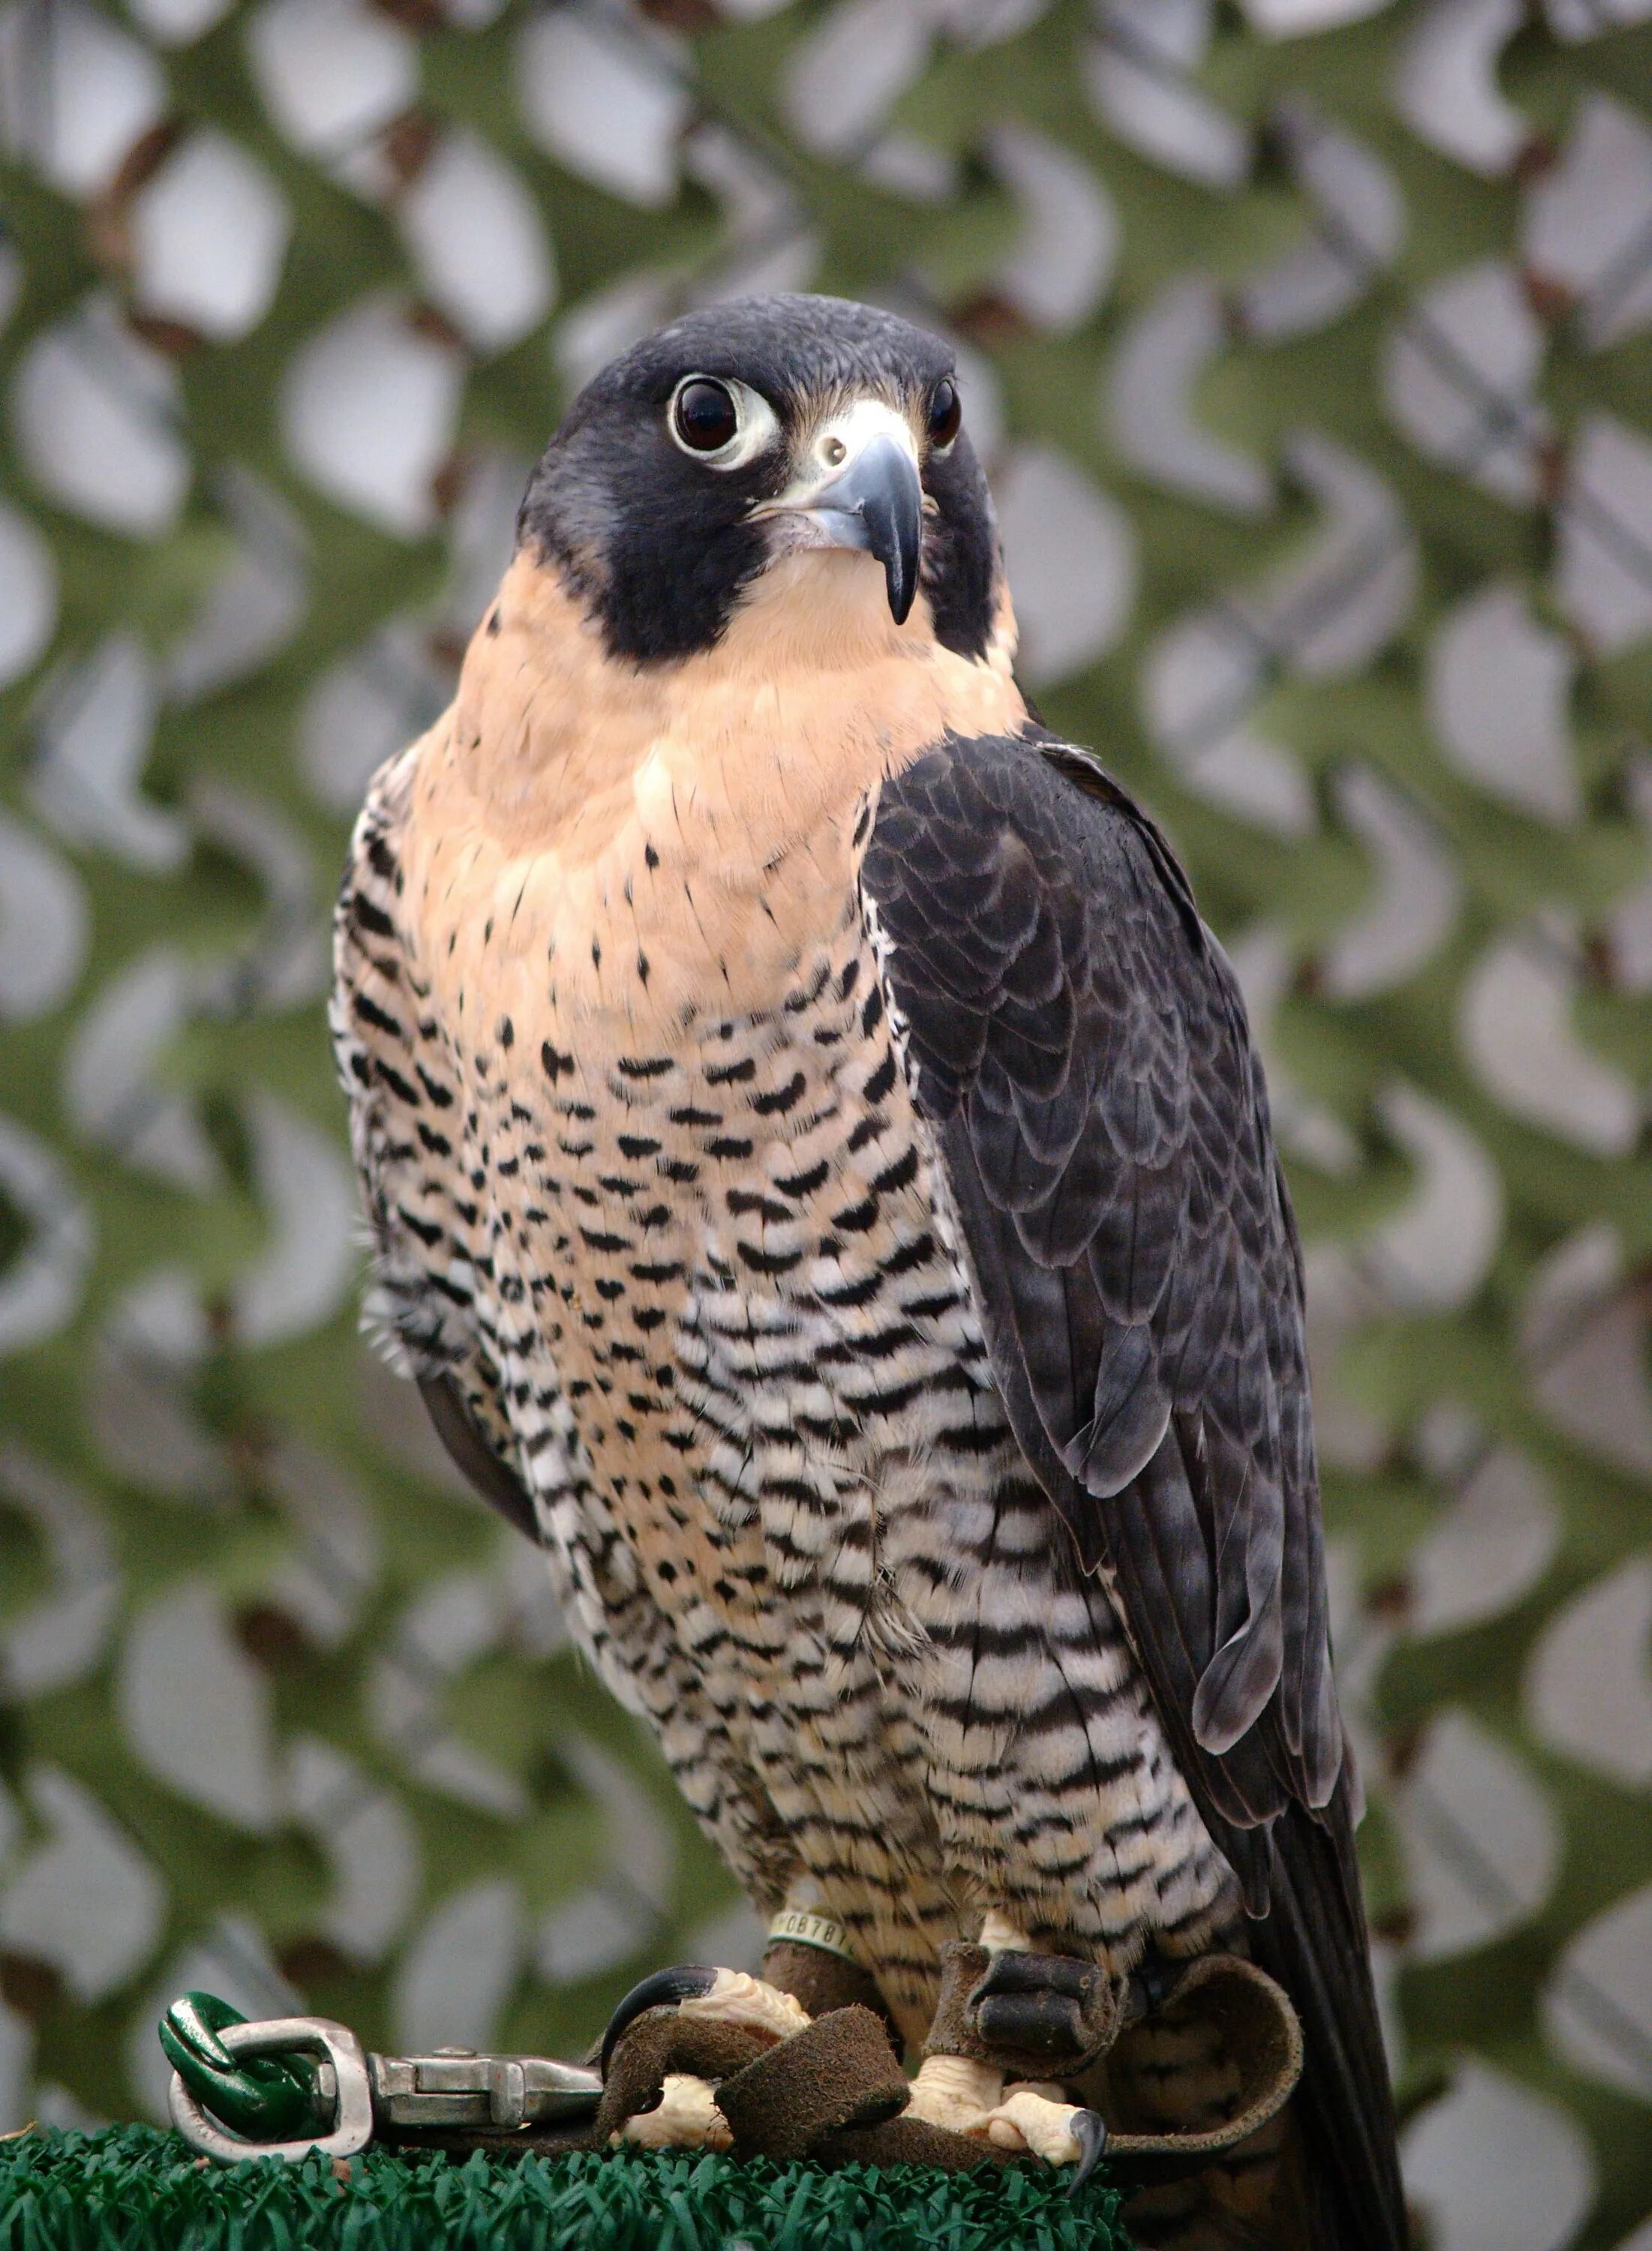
[2, 0, 1651, 2243]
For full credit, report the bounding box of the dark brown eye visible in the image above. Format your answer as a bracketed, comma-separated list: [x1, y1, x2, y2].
[672, 378, 739, 453]
[927, 379, 961, 450]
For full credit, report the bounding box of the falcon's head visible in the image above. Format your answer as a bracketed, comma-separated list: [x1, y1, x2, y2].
[518, 295, 1000, 667]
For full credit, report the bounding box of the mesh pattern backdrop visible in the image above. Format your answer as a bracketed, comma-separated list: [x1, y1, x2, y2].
[2, 0, 1652, 2241]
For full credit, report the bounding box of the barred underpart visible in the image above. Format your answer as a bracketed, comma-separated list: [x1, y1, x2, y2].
[334, 749, 1238, 2051]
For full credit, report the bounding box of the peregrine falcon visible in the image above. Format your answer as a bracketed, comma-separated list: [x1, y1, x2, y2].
[332, 295, 1404, 2249]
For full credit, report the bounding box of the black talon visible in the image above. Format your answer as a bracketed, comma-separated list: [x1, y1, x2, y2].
[1068, 2108, 1108, 2197]
[599, 1965, 719, 2076]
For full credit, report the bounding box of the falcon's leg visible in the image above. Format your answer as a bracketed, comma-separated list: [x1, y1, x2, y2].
[907, 1913, 1107, 2183]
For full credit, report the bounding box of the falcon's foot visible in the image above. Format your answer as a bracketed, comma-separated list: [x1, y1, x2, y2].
[617, 2072, 733, 2151]
[600, 1964, 809, 2072]
[905, 2056, 1104, 2181]
[989, 2082, 1108, 2187]
[599, 1964, 811, 2150]
[903, 2053, 1002, 2135]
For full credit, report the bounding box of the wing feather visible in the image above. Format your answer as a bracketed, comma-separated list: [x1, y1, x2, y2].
[864, 728, 1404, 2251]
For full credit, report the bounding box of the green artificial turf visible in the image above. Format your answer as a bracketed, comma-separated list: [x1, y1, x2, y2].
[0, 2127, 1127, 2249]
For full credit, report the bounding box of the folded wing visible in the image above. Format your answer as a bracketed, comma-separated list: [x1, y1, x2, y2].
[863, 728, 1404, 2251]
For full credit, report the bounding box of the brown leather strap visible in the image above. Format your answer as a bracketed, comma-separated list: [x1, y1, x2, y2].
[715, 2006, 909, 2162]
[593, 2009, 767, 2144]
[761, 1940, 900, 2042]
[825, 2114, 1022, 2171]
[924, 1940, 1132, 2078]
[719, 1957, 1302, 2185]
[581, 1948, 1305, 2189]
[1100, 1956, 1306, 2188]
[377, 2116, 602, 2158]
[908, 1950, 1303, 2186]
[923, 1942, 993, 2060]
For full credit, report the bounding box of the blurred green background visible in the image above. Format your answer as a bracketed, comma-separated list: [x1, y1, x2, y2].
[2, 1, 1652, 2242]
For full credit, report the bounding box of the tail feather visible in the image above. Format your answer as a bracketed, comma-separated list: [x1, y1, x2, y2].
[1249, 1785, 1407, 2251]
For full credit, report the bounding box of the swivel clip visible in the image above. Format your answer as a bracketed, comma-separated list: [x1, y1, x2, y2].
[161, 1991, 603, 2164]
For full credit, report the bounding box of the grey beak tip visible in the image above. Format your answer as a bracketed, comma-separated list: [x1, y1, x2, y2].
[821, 431, 924, 626]
[858, 438, 923, 626]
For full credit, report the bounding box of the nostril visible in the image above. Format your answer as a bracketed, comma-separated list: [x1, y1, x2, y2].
[821, 436, 846, 467]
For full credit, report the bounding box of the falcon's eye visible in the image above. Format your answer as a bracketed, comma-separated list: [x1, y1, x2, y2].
[672, 378, 740, 453]
[666, 374, 779, 470]
[927, 379, 962, 452]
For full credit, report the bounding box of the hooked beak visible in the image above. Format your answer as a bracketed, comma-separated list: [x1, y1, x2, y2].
[755, 423, 925, 626]
[806, 432, 924, 624]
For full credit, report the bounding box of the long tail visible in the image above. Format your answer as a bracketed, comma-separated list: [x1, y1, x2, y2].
[1249, 1785, 1409, 2251]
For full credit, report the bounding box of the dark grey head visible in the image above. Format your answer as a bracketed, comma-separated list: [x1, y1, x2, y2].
[518, 294, 1000, 666]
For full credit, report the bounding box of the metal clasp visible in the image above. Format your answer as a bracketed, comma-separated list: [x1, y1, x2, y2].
[370, 2045, 603, 2133]
[167, 2015, 605, 2163]
[168, 2016, 374, 2164]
